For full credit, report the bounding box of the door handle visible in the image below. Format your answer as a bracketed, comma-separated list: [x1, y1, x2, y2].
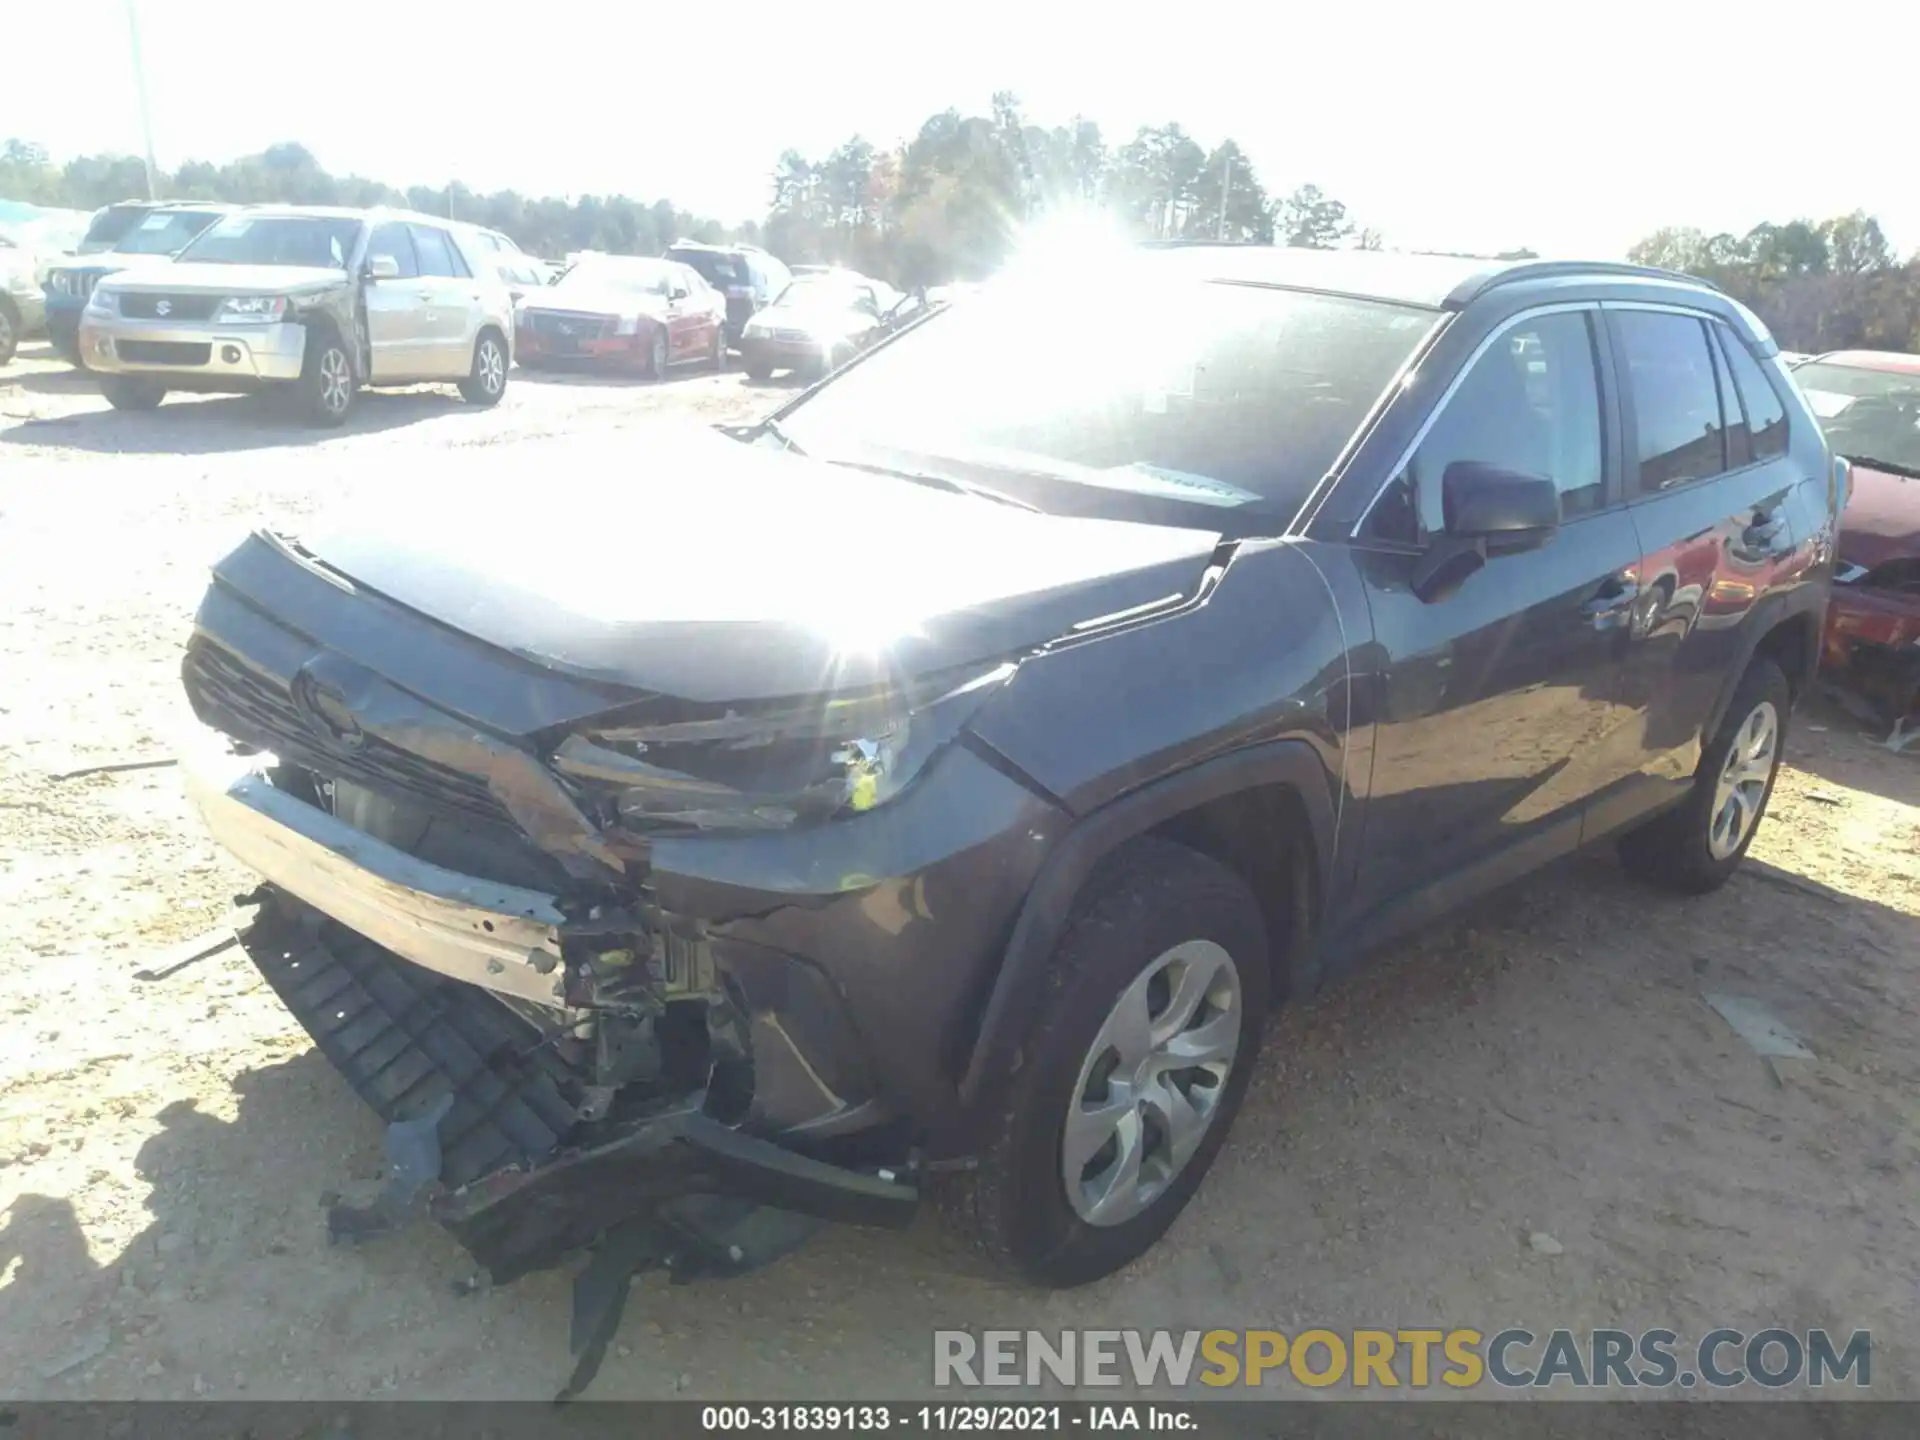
[1582, 578, 1639, 618]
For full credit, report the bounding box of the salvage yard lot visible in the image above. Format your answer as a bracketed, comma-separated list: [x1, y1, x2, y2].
[2, 340, 1918, 1402]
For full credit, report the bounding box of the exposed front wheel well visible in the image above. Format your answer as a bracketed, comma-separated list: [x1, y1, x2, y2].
[1147, 783, 1317, 1006]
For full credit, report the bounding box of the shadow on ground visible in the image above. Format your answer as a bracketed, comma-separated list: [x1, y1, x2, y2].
[0, 387, 480, 456]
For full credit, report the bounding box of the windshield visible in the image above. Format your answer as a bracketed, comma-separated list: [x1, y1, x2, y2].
[777, 271, 1439, 524]
[773, 275, 876, 311]
[554, 259, 675, 298]
[1794, 361, 1920, 475]
[113, 209, 224, 256]
[175, 214, 364, 268]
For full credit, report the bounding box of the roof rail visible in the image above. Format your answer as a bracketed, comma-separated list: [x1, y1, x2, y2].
[1450, 259, 1722, 307]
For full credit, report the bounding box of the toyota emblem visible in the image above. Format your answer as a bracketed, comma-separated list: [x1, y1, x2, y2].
[155, 300, 172, 317]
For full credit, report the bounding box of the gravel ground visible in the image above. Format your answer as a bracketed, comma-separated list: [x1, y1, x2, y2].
[2, 340, 1916, 1403]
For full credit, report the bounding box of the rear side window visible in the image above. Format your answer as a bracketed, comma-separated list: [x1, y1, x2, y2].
[1614, 310, 1725, 491]
[410, 226, 468, 279]
[366, 223, 419, 279]
[1411, 309, 1606, 523]
[1715, 324, 1789, 462]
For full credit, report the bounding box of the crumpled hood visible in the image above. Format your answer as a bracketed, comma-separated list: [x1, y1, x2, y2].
[1838, 462, 1920, 571]
[298, 422, 1223, 702]
[102, 261, 345, 295]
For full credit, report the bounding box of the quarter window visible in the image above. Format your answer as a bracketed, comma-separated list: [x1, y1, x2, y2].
[365, 224, 419, 279]
[1410, 309, 1606, 526]
[1614, 310, 1726, 491]
[1715, 323, 1789, 461]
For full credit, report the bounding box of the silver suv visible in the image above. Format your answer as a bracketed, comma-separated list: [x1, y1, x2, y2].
[79, 206, 515, 426]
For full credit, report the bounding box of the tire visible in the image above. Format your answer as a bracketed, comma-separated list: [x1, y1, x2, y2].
[459, 328, 508, 406]
[935, 836, 1271, 1287]
[98, 375, 166, 410]
[648, 328, 669, 381]
[710, 324, 727, 372]
[298, 330, 355, 428]
[1618, 655, 1790, 894]
[0, 298, 18, 367]
[744, 359, 772, 382]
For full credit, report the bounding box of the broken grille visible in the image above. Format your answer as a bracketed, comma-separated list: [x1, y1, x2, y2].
[183, 638, 515, 829]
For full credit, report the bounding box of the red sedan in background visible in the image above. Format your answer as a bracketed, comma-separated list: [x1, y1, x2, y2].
[515, 256, 725, 377]
[1792, 349, 1920, 744]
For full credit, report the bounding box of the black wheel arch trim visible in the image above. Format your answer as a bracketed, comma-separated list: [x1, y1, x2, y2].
[941, 737, 1335, 1158]
[1703, 585, 1824, 742]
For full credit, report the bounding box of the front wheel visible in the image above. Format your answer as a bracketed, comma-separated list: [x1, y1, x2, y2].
[1619, 655, 1790, 893]
[0, 299, 18, 367]
[934, 837, 1270, 1286]
[99, 375, 166, 410]
[648, 328, 669, 381]
[459, 329, 508, 406]
[710, 324, 727, 372]
[298, 332, 355, 427]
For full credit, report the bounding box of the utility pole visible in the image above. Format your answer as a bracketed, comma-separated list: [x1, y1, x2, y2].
[1216, 152, 1235, 241]
[123, 0, 160, 200]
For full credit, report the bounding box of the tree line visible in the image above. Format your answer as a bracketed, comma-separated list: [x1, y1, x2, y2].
[1628, 214, 1916, 354]
[1, 96, 1383, 285]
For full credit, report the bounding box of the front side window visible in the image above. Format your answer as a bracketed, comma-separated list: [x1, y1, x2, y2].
[366, 223, 419, 279]
[1614, 310, 1726, 491]
[409, 225, 467, 279]
[778, 269, 1439, 527]
[1410, 310, 1605, 525]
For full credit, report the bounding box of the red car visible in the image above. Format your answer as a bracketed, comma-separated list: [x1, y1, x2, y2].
[1793, 350, 1920, 740]
[515, 256, 725, 377]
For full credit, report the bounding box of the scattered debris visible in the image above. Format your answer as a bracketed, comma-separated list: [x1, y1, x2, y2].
[133, 928, 238, 983]
[1527, 1231, 1564, 1256]
[1704, 993, 1815, 1062]
[1804, 790, 1845, 806]
[39, 1328, 110, 1380]
[47, 757, 178, 782]
[326, 1094, 455, 1244]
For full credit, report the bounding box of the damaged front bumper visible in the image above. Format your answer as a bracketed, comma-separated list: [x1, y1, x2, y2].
[184, 729, 919, 1286]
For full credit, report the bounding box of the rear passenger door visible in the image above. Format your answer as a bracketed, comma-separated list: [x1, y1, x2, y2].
[1348, 305, 1649, 916]
[408, 224, 478, 377]
[1604, 305, 1807, 823]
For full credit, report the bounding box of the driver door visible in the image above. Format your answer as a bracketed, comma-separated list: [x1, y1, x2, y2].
[1347, 305, 1648, 916]
[362, 223, 430, 381]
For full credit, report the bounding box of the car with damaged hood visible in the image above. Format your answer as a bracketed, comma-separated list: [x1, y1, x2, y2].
[79, 205, 515, 425]
[41, 203, 235, 364]
[515, 255, 726, 377]
[738, 269, 917, 381]
[1794, 349, 1920, 742]
[177, 243, 1835, 1395]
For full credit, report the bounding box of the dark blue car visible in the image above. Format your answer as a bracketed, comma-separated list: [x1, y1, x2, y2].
[42, 203, 232, 363]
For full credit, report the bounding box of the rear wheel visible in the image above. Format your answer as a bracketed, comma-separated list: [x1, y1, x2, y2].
[459, 328, 508, 405]
[744, 358, 772, 382]
[1619, 655, 1790, 893]
[935, 837, 1270, 1286]
[99, 375, 166, 410]
[0, 298, 19, 367]
[298, 331, 355, 427]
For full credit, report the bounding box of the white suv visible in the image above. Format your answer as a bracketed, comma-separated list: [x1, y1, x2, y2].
[79, 206, 516, 426]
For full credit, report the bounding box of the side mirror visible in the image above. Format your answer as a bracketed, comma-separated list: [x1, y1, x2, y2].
[1410, 462, 1561, 603]
[365, 254, 400, 281]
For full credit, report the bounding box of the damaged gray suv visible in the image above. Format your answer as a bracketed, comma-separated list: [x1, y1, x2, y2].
[180, 244, 1836, 1392]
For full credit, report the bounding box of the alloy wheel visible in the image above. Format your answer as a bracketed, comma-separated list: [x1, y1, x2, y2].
[478, 337, 505, 395]
[1709, 699, 1778, 860]
[318, 347, 352, 415]
[1062, 939, 1243, 1227]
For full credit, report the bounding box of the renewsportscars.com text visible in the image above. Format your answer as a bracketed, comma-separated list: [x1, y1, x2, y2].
[933, 1328, 1871, 1390]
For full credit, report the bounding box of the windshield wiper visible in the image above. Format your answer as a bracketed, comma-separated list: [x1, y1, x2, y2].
[821, 458, 1041, 512]
[721, 416, 806, 455]
[1841, 452, 1920, 481]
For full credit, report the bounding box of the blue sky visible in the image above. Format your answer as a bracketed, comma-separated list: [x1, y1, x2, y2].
[4, 0, 1912, 260]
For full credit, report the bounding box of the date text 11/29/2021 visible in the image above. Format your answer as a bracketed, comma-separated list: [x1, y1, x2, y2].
[701, 1405, 1196, 1431]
